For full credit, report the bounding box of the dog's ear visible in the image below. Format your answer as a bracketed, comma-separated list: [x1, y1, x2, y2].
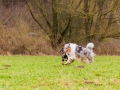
[68, 43, 70, 48]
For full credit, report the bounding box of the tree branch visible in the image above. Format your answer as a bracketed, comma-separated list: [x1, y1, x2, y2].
[57, 15, 71, 44]
[35, 0, 52, 29]
[76, 0, 82, 10]
[99, 32, 120, 40]
[25, 0, 49, 35]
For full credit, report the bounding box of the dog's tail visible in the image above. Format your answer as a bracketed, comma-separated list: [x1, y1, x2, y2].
[86, 43, 94, 50]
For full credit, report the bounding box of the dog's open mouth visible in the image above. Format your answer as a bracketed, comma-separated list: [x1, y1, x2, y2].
[61, 52, 65, 54]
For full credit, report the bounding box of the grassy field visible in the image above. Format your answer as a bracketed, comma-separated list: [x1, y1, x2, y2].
[0, 55, 120, 90]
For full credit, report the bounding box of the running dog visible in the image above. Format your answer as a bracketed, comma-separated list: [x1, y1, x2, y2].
[62, 43, 95, 65]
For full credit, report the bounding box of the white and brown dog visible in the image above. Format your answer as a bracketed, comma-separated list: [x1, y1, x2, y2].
[62, 43, 95, 65]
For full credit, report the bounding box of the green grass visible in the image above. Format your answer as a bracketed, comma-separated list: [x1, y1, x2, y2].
[0, 55, 120, 90]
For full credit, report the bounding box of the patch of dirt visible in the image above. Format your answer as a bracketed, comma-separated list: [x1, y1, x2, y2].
[84, 80, 103, 86]
[0, 64, 12, 70]
[0, 67, 9, 70]
[53, 65, 61, 67]
[4, 68, 8, 69]
[84, 81, 94, 84]
[4, 64, 11, 67]
[110, 78, 120, 85]
[74, 65, 85, 68]
[0, 68, 3, 70]
[94, 84, 103, 86]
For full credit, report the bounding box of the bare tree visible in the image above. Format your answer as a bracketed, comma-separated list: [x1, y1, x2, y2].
[25, 0, 71, 48]
[83, 0, 93, 42]
[25, 0, 120, 46]
[99, 0, 120, 40]
[80, 0, 120, 43]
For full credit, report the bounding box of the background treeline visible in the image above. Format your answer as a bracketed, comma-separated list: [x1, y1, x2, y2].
[0, 0, 120, 55]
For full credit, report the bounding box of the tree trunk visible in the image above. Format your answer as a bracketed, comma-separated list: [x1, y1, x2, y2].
[99, 0, 119, 40]
[50, 0, 58, 49]
[84, 0, 92, 43]
[94, 0, 104, 42]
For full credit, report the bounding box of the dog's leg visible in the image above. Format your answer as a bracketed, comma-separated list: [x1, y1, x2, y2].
[81, 58, 86, 64]
[84, 58, 89, 63]
[88, 56, 94, 63]
[62, 55, 65, 65]
[62, 58, 65, 65]
[65, 60, 70, 65]
[65, 58, 73, 65]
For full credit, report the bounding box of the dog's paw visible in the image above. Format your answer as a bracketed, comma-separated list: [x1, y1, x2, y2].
[65, 62, 70, 65]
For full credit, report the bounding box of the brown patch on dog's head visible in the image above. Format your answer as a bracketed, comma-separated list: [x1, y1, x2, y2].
[64, 44, 71, 53]
[65, 47, 71, 53]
